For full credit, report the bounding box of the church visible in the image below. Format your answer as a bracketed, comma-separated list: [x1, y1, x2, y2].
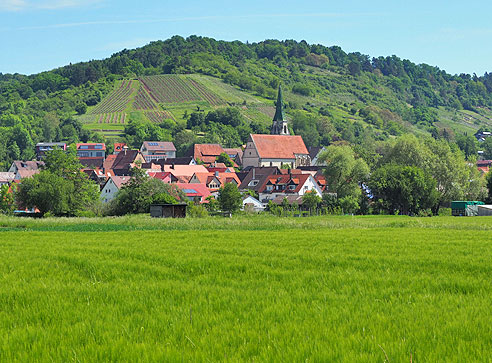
[242, 85, 311, 169]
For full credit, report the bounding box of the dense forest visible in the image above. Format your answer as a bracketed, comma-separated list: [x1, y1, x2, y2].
[1, 35, 492, 170]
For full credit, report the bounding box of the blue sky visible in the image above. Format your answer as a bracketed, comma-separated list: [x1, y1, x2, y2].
[1, 0, 491, 76]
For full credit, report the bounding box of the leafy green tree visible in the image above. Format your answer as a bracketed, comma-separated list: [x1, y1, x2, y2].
[216, 152, 234, 167]
[107, 168, 186, 215]
[369, 164, 439, 215]
[16, 149, 99, 216]
[204, 195, 219, 213]
[0, 184, 15, 215]
[456, 134, 478, 160]
[318, 145, 370, 211]
[486, 171, 492, 203]
[218, 183, 242, 214]
[481, 137, 492, 160]
[302, 190, 322, 213]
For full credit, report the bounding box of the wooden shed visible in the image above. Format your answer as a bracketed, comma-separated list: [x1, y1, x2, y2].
[150, 203, 187, 218]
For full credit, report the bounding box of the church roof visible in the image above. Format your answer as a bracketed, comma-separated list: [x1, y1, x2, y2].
[272, 85, 286, 121]
[250, 134, 309, 159]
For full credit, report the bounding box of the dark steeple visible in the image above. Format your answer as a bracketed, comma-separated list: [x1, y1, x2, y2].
[273, 85, 286, 122]
[271, 84, 290, 135]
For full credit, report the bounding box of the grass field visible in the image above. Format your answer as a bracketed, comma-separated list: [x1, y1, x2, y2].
[1, 215, 492, 361]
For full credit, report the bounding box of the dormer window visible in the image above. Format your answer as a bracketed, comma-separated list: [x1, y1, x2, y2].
[248, 180, 259, 187]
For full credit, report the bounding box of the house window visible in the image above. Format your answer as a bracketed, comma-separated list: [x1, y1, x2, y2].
[289, 185, 296, 190]
[266, 185, 273, 191]
[248, 180, 259, 187]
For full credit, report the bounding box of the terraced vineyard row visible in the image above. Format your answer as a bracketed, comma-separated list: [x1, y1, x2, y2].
[145, 111, 175, 123]
[140, 75, 224, 105]
[91, 80, 135, 114]
[188, 79, 224, 106]
[255, 105, 276, 118]
[97, 113, 127, 124]
[133, 86, 157, 110]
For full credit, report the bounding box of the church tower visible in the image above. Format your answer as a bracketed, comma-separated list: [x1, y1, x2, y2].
[271, 85, 290, 135]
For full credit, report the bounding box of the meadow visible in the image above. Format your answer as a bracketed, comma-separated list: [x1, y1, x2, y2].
[1, 215, 492, 361]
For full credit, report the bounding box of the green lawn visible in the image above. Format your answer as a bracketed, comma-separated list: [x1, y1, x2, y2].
[1, 215, 492, 361]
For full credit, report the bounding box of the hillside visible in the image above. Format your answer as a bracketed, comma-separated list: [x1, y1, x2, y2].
[1, 35, 492, 168]
[77, 74, 273, 141]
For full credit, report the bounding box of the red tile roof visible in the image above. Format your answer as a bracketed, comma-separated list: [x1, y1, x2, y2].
[251, 134, 308, 159]
[114, 143, 127, 153]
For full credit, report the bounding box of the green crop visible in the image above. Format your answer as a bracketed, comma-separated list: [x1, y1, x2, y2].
[0, 215, 492, 361]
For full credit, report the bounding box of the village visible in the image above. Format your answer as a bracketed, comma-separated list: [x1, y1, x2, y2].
[0, 87, 330, 214]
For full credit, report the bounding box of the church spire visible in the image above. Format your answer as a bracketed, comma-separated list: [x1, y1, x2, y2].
[271, 84, 290, 135]
[273, 84, 286, 122]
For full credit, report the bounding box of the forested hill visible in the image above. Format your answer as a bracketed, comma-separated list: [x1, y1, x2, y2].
[1, 35, 492, 169]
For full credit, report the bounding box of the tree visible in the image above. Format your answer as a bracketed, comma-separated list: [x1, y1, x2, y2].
[16, 149, 99, 216]
[302, 190, 321, 213]
[318, 145, 369, 212]
[216, 152, 234, 167]
[456, 134, 478, 160]
[486, 171, 492, 203]
[107, 168, 186, 215]
[369, 164, 439, 215]
[481, 137, 492, 160]
[0, 184, 15, 215]
[217, 183, 242, 214]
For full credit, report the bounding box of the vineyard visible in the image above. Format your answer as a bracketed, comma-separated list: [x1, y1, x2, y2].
[80, 74, 264, 137]
[133, 86, 157, 110]
[140, 75, 225, 105]
[255, 105, 276, 118]
[90, 80, 136, 114]
[96, 113, 127, 124]
[145, 111, 175, 123]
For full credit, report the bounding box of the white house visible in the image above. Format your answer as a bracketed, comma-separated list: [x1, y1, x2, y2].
[242, 195, 265, 212]
[100, 176, 131, 203]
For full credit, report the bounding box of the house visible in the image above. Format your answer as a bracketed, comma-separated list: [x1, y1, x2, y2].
[113, 143, 127, 154]
[191, 144, 227, 166]
[239, 167, 281, 193]
[79, 157, 104, 169]
[76, 143, 106, 158]
[257, 172, 322, 205]
[475, 130, 492, 142]
[223, 148, 243, 166]
[100, 176, 131, 203]
[140, 141, 176, 162]
[242, 195, 265, 212]
[8, 160, 44, 174]
[111, 150, 146, 176]
[175, 183, 211, 204]
[242, 134, 311, 169]
[189, 171, 241, 192]
[103, 154, 118, 171]
[309, 146, 326, 166]
[15, 169, 40, 180]
[147, 171, 172, 184]
[477, 160, 492, 174]
[35, 142, 67, 159]
[0, 172, 15, 186]
[162, 164, 209, 183]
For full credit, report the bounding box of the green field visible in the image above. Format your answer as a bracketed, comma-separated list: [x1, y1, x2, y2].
[1, 215, 492, 361]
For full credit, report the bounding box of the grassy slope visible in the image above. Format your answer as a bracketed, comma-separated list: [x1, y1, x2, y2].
[1, 215, 492, 361]
[79, 74, 274, 141]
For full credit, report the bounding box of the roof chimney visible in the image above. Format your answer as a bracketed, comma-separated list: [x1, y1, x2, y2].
[252, 168, 256, 180]
[215, 171, 219, 177]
